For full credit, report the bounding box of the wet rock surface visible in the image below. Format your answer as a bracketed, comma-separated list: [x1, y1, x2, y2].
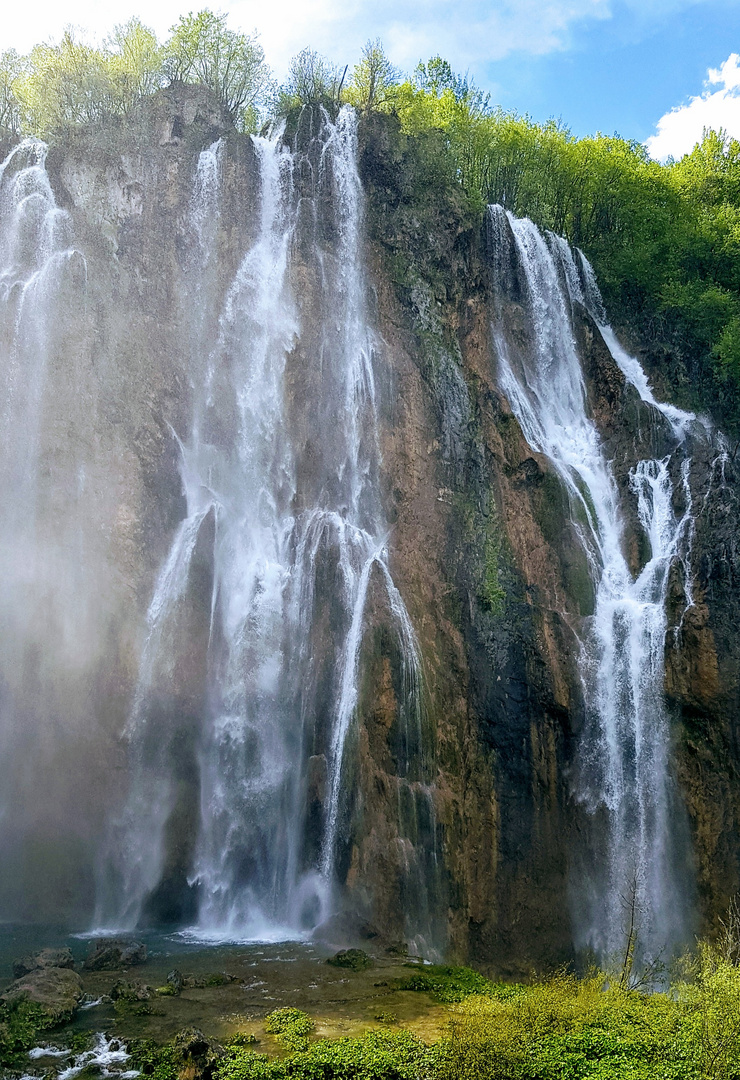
[12, 948, 75, 980]
[1, 966, 83, 1023]
[83, 940, 148, 971]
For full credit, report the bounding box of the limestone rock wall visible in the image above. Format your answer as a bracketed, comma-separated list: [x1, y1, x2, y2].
[1, 97, 739, 971]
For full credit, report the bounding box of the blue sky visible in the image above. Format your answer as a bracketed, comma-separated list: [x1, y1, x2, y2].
[3, 0, 740, 158]
[486, 1, 740, 141]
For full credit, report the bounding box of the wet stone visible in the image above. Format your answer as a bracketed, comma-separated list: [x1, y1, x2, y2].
[83, 939, 147, 971]
[12, 947, 75, 979]
[1, 966, 83, 1023]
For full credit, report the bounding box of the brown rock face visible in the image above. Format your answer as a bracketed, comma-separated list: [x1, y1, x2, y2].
[1, 100, 739, 972]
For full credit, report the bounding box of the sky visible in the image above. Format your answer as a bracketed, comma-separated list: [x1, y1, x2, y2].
[2, 0, 740, 159]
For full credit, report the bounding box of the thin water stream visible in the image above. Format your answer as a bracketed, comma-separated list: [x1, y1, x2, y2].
[488, 206, 697, 962]
[96, 110, 431, 948]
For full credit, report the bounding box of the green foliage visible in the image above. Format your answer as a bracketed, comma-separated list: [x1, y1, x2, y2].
[127, 1038, 181, 1080]
[12, 20, 164, 136]
[327, 948, 374, 971]
[106, 18, 164, 108]
[164, 10, 270, 130]
[17, 30, 117, 134]
[0, 49, 26, 132]
[380, 60, 740, 431]
[346, 40, 399, 116]
[397, 963, 519, 1003]
[229, 1033, 260, 1047]
[216, 1029, 434, 1080]
[5, 10, 269, 136]
[439, 975, 690, 1080]
[482, 533, 506, 614]
[0, 999, 56, 1069]
[264, 1007, 315, 1050]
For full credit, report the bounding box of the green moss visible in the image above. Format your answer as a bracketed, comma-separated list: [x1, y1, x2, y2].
[0, 999, 57, 1070]
[327, 949, 374, 972]
[481, 533, 506, 615]
[127, 1038, 181, 1080]
[533, 471, 567, 546]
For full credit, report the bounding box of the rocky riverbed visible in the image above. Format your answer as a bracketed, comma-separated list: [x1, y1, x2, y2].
[0, 931, 448, 1077]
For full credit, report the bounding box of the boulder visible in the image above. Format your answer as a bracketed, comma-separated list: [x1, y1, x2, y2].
[12, 947, 75, 979]
[172, 1027, 224, 1080]
[109, 979, 154, 1002]
[1, 966, 83, 1024]
[83, 939, 147, 971]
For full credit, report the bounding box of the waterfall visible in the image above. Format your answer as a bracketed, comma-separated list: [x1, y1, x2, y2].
[97, 108, 431, 946]
[488, 206, 696, 963]
[0, 139, 90, 828]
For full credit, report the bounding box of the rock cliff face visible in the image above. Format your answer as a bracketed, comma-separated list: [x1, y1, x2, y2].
[1, 93, 738, 972]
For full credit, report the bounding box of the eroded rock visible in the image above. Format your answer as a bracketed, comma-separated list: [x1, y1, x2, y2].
[172, 1027, 224, 1080]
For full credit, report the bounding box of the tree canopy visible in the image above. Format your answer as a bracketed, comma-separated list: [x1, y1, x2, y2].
[1, 20, 739, 428]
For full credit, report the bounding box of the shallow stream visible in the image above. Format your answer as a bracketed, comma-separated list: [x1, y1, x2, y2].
[0, 926, 446, 1070]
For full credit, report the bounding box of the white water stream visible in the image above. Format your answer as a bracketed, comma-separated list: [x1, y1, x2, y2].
[97, 109, 429, 944]
[488, 206, 697, 962]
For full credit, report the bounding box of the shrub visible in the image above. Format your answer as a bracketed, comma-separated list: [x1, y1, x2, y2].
[216, 1029, 434, 1080]
[397, 964, 518, 1003]
[264, 1007, 315, 1051]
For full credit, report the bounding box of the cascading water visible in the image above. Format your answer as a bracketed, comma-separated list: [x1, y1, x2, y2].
[0, 140, 91, 829]
[97, 108, 433, 947]
[488, 205, 697, 963]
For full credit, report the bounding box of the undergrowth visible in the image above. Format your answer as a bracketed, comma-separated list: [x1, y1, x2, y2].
[215, 952, 740, 1080]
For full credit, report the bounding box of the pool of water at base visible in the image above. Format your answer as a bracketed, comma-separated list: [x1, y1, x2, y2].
[0, 924, 447, 1074]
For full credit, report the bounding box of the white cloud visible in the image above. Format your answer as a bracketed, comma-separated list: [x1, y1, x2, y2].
[646, 53, 740, 161]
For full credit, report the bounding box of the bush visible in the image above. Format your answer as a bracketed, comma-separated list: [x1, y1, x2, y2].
[216, 1029, 435, 1080]
[264, 1007, 315, 1051]
[397, 964, 519, 1003]
[438, 974, 691, 1080]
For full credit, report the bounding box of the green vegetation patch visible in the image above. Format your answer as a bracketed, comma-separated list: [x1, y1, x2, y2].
[397, 963, 521, 1003]
[327, 949, 374, 972]
[127, 1038, 181, 1080]
[216, 1028, 434, 1080]
[0, 999, 57, 1070]
[264, 1007, 316, 1051]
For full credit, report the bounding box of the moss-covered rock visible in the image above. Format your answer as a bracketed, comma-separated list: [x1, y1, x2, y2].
[0, 966, 83, 1024]
[326, 949, 374, 972]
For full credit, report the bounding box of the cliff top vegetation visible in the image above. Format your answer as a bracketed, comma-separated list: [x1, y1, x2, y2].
[1, 14, 739, 432]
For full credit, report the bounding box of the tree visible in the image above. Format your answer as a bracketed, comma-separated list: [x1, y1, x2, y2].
[164, 10, 270, 131]
[17, 30, 114, 135]
[272, 48, 346, 117]
[106, 18, 164, 112]
[0, 50, 25, 133]
[346, 40, 399, 115]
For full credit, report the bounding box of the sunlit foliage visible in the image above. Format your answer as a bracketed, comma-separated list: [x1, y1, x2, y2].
[164, 10, 270, 130]
[2, 21, 740, 427]
[345, 40, 400, 115]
